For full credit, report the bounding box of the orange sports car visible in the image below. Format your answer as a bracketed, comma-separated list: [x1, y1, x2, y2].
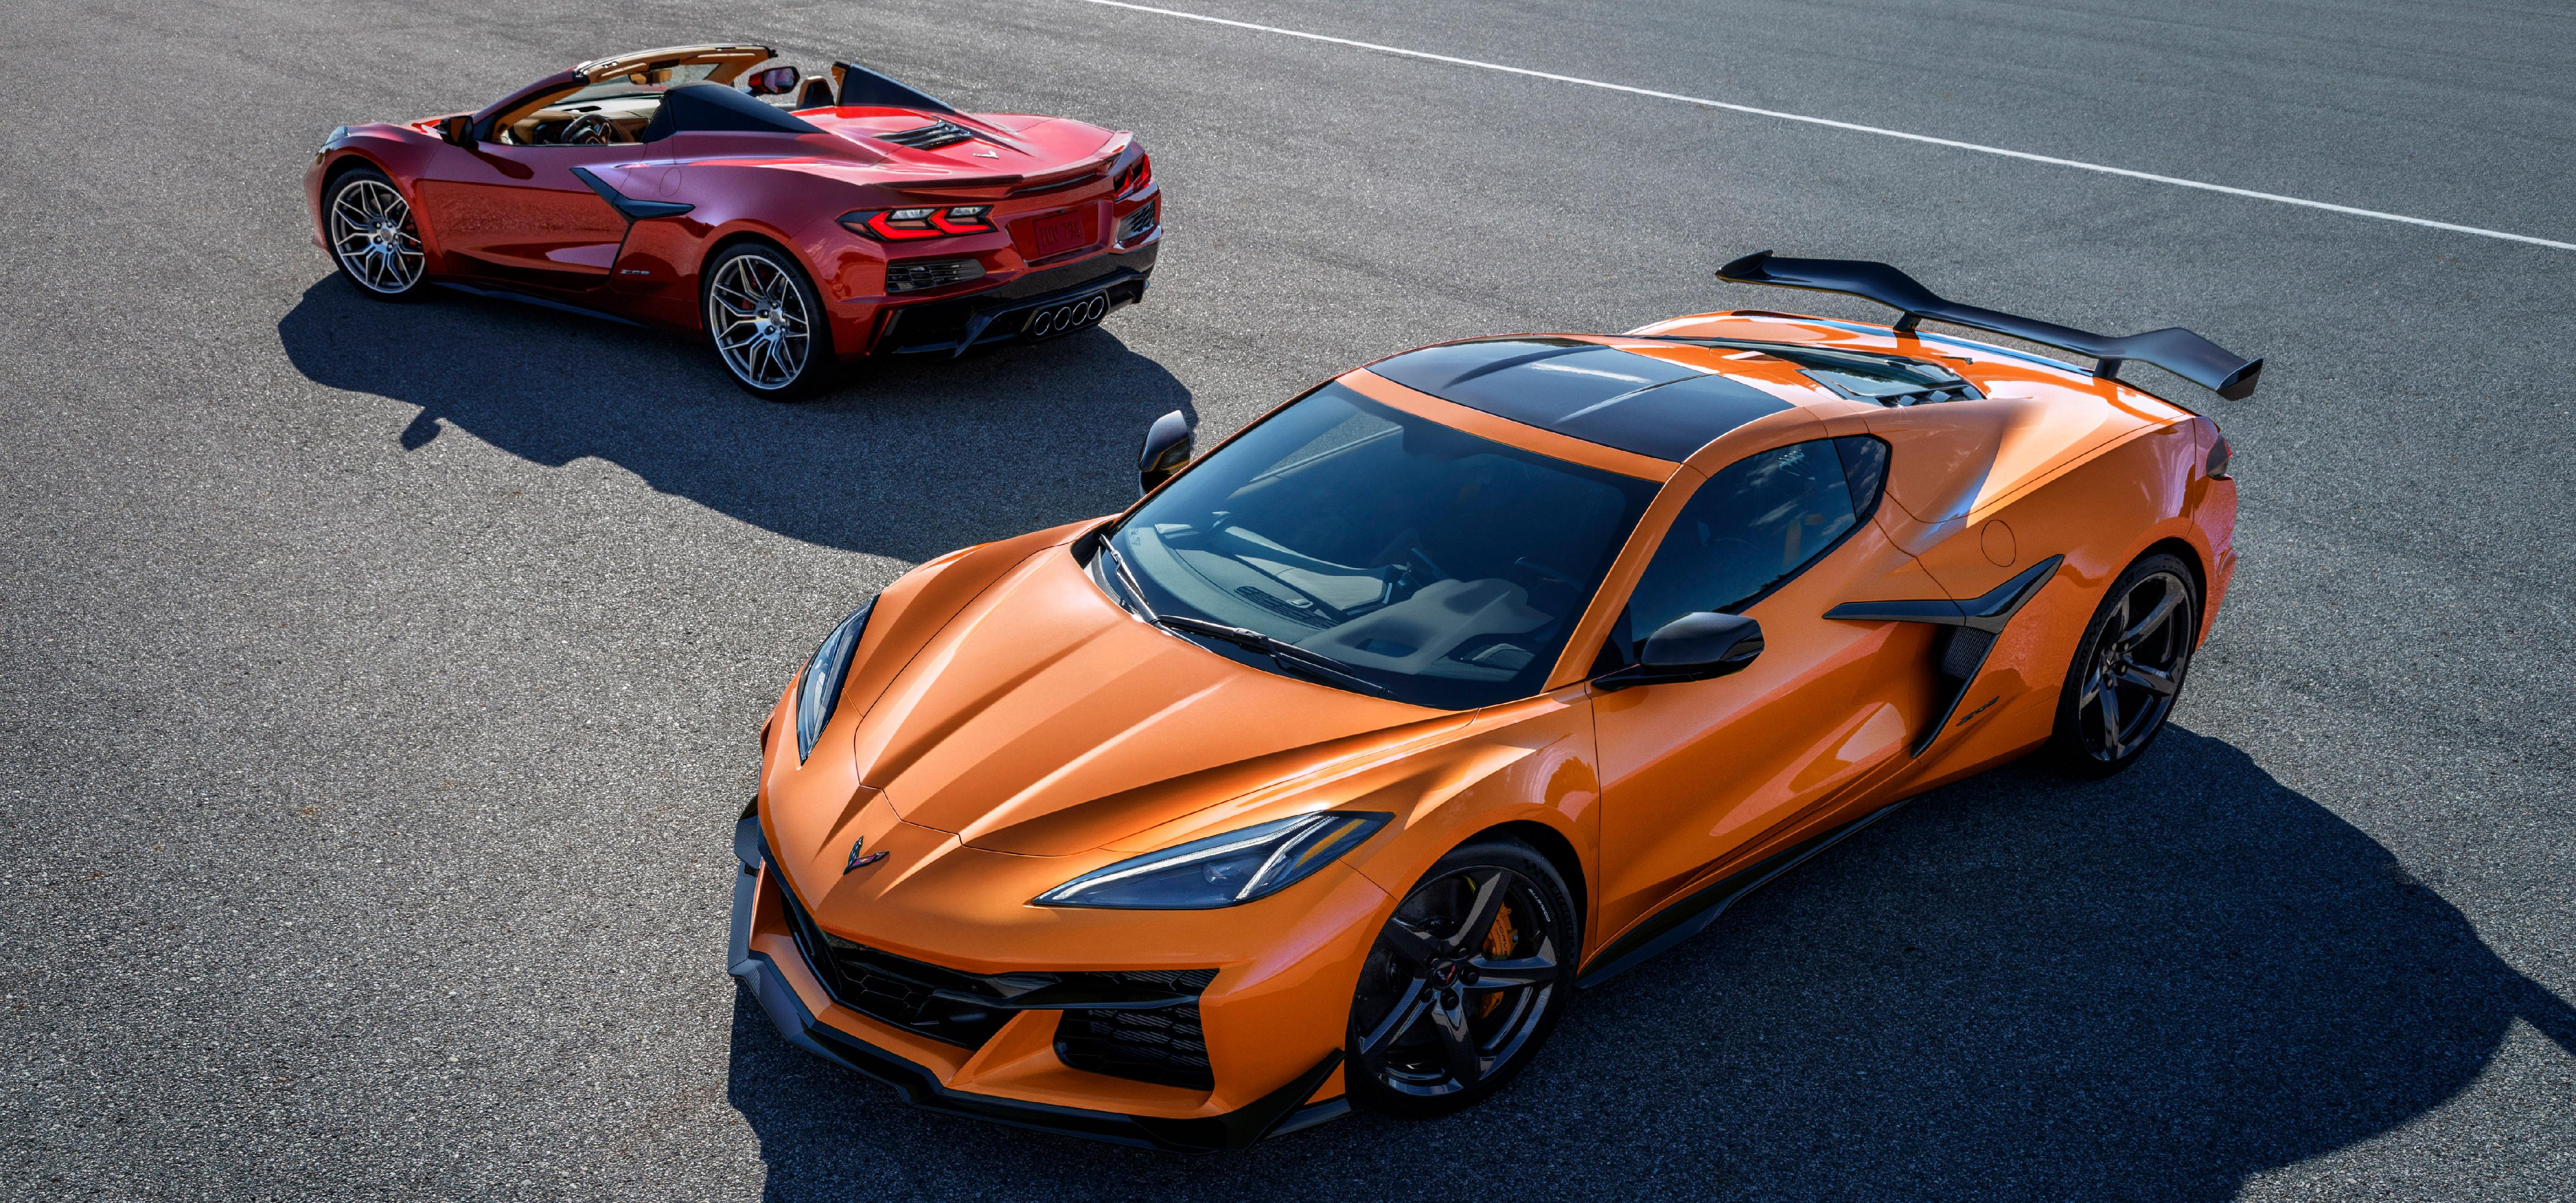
[728, 253, 2257, 1149]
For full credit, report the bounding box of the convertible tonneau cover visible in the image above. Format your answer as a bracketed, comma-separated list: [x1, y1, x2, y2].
[1717, 251, 2262, 400]
[832, 61, 962, 115]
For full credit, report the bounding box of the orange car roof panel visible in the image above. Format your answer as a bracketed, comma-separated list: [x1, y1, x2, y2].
[1338, 370, 1677, 481]
[1362, 336, 1799, 462]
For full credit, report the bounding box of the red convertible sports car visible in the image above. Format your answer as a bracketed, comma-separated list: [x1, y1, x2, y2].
[304, 44, 1162, 396]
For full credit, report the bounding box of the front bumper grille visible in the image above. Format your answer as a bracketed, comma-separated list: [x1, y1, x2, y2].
[774, 875, 1020, 1047]
[769, 862, 1218, 1088]
[1055, 970, 1219, 1091]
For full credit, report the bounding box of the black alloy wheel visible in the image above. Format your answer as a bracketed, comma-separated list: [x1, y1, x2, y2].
[1346, 838, 1578, 1118]
[2050, 552, 2199, 776]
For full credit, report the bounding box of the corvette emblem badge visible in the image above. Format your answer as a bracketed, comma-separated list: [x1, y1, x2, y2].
[845, 838, 886, 873]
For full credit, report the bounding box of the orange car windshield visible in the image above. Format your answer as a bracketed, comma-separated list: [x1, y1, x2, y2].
[1101, 383, 1657, 708]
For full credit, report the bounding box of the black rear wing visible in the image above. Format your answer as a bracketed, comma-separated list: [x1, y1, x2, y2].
[1716, 251, 2262, 400]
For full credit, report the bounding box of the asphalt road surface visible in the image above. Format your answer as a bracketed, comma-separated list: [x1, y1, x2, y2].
[5, 1, 2572, 1199]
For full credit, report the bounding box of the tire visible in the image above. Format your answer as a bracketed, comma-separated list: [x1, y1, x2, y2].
[2047, 552, 2200, 777]
[702, 243, 834, 399]
[324, 167, 428, 300]
[1345, 836, 1579, 1119]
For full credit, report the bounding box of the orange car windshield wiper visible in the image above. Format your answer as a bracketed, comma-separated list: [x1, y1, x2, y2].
[1097, 537, 1160, 621]
[1100, 537, 1392, 699]
[1156, 614, 1393, 699]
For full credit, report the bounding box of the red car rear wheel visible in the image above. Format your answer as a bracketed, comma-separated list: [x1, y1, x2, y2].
[702, 243, 834, 399]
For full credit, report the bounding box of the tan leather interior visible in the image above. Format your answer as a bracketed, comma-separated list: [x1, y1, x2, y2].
[489, 44, 778, 144]
[575, 44, 772, 86]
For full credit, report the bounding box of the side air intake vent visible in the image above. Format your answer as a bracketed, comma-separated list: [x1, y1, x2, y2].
[878, 121, 977, 149]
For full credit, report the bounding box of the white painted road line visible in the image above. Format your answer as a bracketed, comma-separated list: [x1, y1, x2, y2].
[1064, 0, 2576, 253]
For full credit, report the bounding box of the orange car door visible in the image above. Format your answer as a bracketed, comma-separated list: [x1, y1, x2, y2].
[1587, 435, 1948, 956]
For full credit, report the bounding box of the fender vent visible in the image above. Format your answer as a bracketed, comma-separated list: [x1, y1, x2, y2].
[878, 121, 977, 149]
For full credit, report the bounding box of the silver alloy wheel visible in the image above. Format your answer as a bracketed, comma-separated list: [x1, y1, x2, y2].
[706, 253, 812, 391]
[328, 178, 424, 294]
[2074, 569, 2194, 761]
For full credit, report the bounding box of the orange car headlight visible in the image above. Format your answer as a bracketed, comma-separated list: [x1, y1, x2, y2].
[793, 599, 875, 762]
[1033, 812, 1389, 909]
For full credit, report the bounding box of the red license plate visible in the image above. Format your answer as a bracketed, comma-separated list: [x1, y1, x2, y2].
[1030, 211, 1090, 258]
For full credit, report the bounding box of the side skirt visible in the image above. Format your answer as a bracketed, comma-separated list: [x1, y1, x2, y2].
[435, 281, 646, 328]
[1573, 800, 1911, 989]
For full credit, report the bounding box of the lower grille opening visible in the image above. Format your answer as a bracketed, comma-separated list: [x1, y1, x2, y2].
[1055, 969, 1220, 1091]
[886, 257, 986, 294]
[772, 871, 1218, 1073]
[1119, 199, 1159, 244]
[775, 877, 1018, 1047]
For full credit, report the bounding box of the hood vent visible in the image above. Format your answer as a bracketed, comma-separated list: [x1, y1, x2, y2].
[877, 120, 978, 150]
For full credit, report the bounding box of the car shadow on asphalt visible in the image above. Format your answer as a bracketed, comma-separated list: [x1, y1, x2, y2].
[720, 728, 2576, 1201]
[276, 278, 1196, 562]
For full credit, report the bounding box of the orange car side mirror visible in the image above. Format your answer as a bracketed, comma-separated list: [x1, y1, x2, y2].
[1138, 411, 1194, 495]
[1595, 612, 1763, 691]
[440, 114, 474, 146]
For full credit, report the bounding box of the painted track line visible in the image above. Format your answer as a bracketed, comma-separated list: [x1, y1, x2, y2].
[1064, 0, 2575, 253]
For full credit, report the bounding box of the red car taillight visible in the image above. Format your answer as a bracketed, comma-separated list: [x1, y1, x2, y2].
[841, 206, 995, 241]
[1113, 151, 1153, 197]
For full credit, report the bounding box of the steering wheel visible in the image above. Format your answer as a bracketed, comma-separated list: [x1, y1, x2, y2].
[560, 114, 617, 145]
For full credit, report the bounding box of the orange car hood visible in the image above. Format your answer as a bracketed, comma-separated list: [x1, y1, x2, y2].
[846, 545, 1460, 857]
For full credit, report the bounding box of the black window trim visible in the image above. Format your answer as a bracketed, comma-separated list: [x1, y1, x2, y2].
[1591, 433, 1891, 672]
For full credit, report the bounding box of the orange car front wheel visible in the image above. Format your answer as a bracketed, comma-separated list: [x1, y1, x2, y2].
[1345, 837, 1578, 1118]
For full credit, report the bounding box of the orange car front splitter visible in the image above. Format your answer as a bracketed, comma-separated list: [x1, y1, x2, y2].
[725, 860, 1348, 1152]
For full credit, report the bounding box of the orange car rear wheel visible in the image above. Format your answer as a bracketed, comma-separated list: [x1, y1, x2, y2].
[1346, 837, 1577, 1118]
[2050, 552, 2199, 777]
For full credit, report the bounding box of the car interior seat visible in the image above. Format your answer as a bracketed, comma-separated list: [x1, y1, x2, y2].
[795, 77, 835, 109]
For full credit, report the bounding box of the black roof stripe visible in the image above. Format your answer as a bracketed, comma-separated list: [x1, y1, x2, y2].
[1369, 338, 1793, 462]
